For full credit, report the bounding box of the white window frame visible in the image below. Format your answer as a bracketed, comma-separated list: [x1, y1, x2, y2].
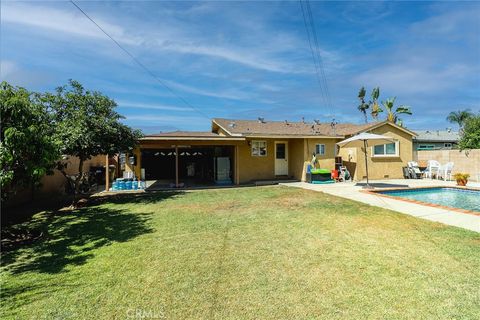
[315, 144, 325, 156]
[251, 140, 267, 157]
[372, 140, 399, 157]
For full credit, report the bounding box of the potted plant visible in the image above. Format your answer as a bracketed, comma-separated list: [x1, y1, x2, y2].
[453, 173, 470, 186]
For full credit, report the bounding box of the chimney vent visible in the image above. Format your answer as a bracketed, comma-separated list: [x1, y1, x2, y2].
[301, 117, 305, 123]
[258, 117, 265, 123]
[314, 119, 320, 125]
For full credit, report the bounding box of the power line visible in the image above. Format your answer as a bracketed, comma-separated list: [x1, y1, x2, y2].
[299, 0, 334, 115]
[299, 0, 327, 107]
[69, 0, 211, 120]
[305, 0, 333, 111]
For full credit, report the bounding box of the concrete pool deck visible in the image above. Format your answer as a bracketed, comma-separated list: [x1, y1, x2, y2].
[282, 179, 480, 233]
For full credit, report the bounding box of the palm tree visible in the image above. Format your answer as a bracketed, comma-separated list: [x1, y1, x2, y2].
[381, 97, 412, 124]
[446, 109, 473, 130]
[370, 87, 382, 121]
[357, 87, 369, 123]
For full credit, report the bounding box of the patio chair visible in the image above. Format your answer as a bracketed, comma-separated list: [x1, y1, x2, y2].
[423, 160, 440, 179]
[407, 161, 422, 179]
[438, 162, 454, 181]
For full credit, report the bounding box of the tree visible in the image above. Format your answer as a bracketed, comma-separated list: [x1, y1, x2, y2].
[381, 97, 412, 124]
[357, 87, 369, 123]
[370, 87, 382, 121]
[446, 109, 473, 130]
[0, 81, 60, 201]
[41, 80, 143, 205]
[458, 114, 480, 150]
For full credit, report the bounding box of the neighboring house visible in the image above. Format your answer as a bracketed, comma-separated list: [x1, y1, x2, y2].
[126, 118, 416, 185]
[413, 129, 459, 150]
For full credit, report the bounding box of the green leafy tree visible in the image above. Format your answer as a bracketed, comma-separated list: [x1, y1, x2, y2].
[446, 109, 473, 130]
[458, 114, 480, 150]
[41, 80, 143, 205]
[370, 87, 382, 121]
[0, 81, 60, 201]
[381, 97, 412, 124]
[357, 87, 369, 123]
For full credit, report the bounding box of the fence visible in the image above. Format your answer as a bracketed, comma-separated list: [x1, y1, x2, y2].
[414, 149, 480, 181]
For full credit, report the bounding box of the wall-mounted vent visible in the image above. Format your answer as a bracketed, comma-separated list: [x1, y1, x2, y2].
[384, 174, 389, 178]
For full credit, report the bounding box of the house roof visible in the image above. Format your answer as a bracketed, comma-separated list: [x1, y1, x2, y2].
[413, 130, 460, 142]
[212, 118, 416, 138]
[142, 131, 245, 141]
[142, 119, 416, 141]
[146, 131, 220, 138]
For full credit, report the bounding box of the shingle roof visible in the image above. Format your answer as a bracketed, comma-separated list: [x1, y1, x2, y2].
[213, 118, 377, 137]
[413, 130, 460, 142]
[145, 131, 220, 138]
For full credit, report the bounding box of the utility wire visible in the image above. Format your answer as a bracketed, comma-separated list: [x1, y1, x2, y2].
[299, 0, 334, 116]
[299, 0, 327, 106]
[305, 0, 333, 111]
[69, 0, 211, 120]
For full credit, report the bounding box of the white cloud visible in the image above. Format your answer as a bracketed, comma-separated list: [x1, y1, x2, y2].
[1, 2, 141, 46]
[0, 60, 17, 78]
[124, 114, 207, 124]
[0, 2, 324, 74]
[163, 80, 254, 101]
[116, 101, 191, 112]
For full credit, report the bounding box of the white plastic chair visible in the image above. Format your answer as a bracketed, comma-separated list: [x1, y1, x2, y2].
[407, 161, 422, 179]
[423, 160, 440, 179]
[438, 162, 454, 181]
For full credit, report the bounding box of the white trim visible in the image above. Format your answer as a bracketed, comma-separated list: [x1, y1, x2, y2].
[315, 144, 326, 156]
[251, 140, 267, 157]
[274, 141, 288, 175]
[371, 140, 400, 158]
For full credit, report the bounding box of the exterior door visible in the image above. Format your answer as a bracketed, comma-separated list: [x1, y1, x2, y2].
[275, 141, 288, 176]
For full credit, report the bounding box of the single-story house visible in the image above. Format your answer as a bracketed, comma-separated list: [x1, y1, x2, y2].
[413, 129, 459, 150]
[124, 118, 416, 186]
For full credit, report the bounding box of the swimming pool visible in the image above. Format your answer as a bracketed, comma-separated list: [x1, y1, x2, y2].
[377, 187, 480, 212]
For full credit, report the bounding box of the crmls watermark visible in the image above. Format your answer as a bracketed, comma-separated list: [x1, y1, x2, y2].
[126, 308, 165, 319]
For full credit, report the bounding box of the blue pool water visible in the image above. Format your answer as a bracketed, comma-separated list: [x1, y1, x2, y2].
[379, 188, 480, 212]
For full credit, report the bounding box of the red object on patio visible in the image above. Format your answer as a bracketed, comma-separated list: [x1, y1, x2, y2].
[331, 169, 339, 181]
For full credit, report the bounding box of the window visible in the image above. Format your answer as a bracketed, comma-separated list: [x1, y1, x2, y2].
[444, 143, 452, 149]
[315, 144, 325, 156]
[372, 141, 399, 157]
[251, 141, 267, 157]
[418, 144, 435, 150]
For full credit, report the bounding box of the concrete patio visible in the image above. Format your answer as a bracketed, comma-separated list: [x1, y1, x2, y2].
[282, 179, 480, 233]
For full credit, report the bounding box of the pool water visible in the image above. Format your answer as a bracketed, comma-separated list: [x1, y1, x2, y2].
[379, 188, 480, 212]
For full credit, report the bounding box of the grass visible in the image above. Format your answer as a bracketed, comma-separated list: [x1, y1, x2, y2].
[1, 186, 479, 319]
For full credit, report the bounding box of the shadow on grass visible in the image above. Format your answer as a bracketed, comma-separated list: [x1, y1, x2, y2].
[2, 192, 183, 275]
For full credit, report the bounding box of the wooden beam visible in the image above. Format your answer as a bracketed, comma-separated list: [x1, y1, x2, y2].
[105, 155, 110, 191]
[175, 145, 179, 187]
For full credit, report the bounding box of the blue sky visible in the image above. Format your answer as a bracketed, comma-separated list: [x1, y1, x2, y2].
[1, 1, 479, 133]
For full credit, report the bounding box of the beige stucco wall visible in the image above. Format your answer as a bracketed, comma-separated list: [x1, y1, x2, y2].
[415, 149, 480, 181]
[7, 155, 107, 207]
[136, 123, 414, 184]
[353, 125, 413, 180]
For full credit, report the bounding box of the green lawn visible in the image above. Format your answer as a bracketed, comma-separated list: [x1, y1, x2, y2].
[1, 186, 479, 319]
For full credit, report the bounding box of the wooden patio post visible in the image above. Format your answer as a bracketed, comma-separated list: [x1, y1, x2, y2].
[105, 155, 110, 192]
[175, 145, 179, 187]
